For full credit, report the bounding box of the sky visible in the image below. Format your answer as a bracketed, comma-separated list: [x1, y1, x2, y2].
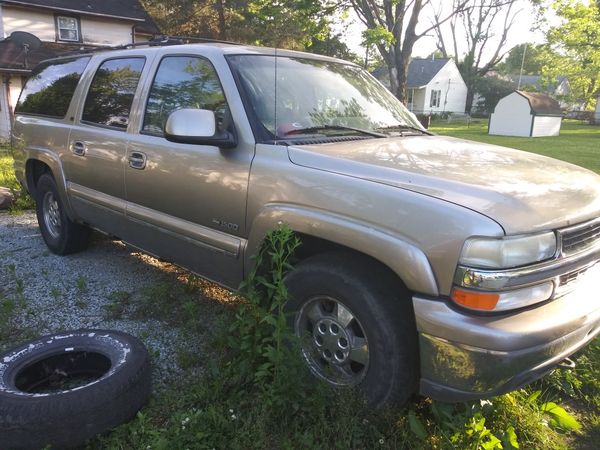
[337, 1, 556, 61]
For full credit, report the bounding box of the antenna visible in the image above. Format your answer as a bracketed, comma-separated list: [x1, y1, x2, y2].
[7, 31, 42, 69]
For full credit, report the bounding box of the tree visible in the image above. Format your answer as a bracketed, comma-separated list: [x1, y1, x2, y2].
[348, 0, 468, 103]
[473, 75, 514, 114]
[141, 1, 339, 52]
[541, 0, 600, 110]
[432, 0, 520, 113]
[496, 43, 547, 75]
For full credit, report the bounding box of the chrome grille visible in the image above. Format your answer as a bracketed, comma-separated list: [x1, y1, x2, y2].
[560, 218, 600, 256]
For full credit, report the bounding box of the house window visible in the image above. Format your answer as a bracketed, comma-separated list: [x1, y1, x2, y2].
[56, 16, 80, 42]
[430, 89, 441, 108]
[407, 89, 414, 107]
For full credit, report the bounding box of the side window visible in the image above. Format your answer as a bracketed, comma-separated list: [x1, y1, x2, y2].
[16, 57, 90, 118]
[142, 56, 227, 135]
[430, 89, 441, 108]
[82, 58, 145, 130]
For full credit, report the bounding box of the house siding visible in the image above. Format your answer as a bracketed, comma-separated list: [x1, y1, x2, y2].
[417, 61, 467, 115]
[0, 77, 10, 139]
[2, 6, 134, 45]
[2, 7, 56, 40]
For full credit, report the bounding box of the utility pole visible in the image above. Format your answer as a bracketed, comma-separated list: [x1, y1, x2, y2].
[517, 44, 527, 90]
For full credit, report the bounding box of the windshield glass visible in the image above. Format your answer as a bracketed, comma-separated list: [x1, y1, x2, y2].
[227, 55, 424, 139]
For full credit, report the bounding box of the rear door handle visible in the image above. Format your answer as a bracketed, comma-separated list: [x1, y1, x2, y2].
[72, 141, 86, 156]
[128, 151, 147, 170]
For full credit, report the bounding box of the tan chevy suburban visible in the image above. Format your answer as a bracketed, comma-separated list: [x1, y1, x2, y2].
[11, 42, 600, 407]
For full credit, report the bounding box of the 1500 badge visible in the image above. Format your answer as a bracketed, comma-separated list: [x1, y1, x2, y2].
[212, 218, 239, 231]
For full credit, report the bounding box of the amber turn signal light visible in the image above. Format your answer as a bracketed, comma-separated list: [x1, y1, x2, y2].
[451, 288, 500, 311]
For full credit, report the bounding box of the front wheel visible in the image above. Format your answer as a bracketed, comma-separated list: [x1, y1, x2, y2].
[35, 173, 90, 254]
[285, 253, 419, 407]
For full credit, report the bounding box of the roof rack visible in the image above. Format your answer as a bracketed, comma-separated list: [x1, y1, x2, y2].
[115, 35, 244, 49]
[62, 35, 243, 56]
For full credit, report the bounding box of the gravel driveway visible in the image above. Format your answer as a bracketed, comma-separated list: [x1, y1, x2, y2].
[0, 211, 232, 387]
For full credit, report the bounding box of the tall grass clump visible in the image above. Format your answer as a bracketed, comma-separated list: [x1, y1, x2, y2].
[0, 149, 34, 212]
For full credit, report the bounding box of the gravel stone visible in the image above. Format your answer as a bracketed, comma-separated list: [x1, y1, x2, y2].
[0, 211, 230, 389]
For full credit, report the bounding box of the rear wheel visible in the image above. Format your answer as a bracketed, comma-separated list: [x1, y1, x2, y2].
[35, 173, 90, 254]
[285, 253, 419, 407]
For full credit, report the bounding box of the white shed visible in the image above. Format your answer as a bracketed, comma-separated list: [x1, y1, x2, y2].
[489, 91, 563, 137]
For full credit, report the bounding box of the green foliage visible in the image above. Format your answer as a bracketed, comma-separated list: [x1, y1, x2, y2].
[362, 26, 395, 47]
[497, 44, 547, 75]
[75, 275, 88, 293]
[227, 224, 302, 407]
[543, 0, 600, 109]
[540, 401, 582, 432]
[141, 0, 339, 52]
[0, 150, 34, 213]
[473, 76, 515, 114]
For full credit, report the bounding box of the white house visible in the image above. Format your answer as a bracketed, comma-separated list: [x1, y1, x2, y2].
[0, 0, 160, 140]
[595, 96, 600, 125]
[373, 58, 468, 115]
[489, 90, 563, 137]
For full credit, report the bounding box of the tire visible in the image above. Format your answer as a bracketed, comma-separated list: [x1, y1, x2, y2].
[35, 173, 90, 255]
[0, 330, 152, 450]
[285, 253, 419, 408]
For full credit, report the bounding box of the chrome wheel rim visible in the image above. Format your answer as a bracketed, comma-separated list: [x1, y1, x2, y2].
[295, 296, 369, 386]
[42, 191, 61, 239]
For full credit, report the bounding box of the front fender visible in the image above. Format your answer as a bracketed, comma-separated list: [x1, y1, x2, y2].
[246, 203, 439, 296]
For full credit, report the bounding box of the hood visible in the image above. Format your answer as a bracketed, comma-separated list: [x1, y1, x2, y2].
[287, 135, 600, 234]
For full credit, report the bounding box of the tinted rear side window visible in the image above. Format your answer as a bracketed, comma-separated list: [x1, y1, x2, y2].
[82, 57, 145, 130]
[16, 57, 90, 118]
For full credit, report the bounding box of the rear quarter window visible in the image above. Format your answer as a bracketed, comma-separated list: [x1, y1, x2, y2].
[81, 57, 145, 130]
[15, 56, 91, 118]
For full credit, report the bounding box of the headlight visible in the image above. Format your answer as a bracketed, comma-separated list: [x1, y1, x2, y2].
[459, 232, 557, 269]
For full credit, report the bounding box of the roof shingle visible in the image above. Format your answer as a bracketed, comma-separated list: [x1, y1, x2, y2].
[406, 58, 450, 88]
[516, 90, 563, 116]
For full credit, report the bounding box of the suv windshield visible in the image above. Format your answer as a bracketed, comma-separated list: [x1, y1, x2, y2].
[227, 55, 424, 139]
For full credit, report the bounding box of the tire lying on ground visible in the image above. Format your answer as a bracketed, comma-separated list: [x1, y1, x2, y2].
[0, 330, 151, 450]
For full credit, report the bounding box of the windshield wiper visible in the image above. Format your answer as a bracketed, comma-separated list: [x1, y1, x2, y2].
[280, 125, 386, 138]
[375, 125, 431, 135]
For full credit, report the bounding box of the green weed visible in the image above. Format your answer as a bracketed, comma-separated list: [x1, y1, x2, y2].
[103, 291, 132, 320]
[76, 275, 88, 293]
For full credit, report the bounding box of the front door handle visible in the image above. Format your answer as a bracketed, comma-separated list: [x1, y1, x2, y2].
[72, 141, 86, 156]
[128, 151, 147, 170]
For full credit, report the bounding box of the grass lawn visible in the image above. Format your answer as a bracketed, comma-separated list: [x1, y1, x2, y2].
[430, 119, 600, 174]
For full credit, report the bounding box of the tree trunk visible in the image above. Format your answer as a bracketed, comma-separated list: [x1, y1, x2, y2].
[394, 59, 409, 104]
[465, 88, 475, 114]
[215, 0, 227, 40]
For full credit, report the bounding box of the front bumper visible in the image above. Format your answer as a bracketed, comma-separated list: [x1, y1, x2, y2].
[414, 271, 600, 402]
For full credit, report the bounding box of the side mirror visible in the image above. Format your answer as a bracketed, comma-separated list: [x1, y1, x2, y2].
[164, 108, 236, 148]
